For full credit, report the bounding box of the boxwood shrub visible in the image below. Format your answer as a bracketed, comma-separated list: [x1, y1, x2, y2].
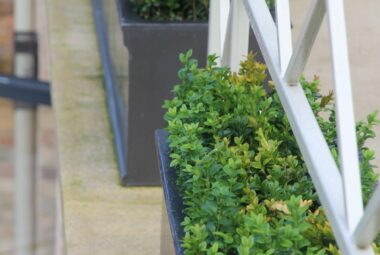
[164, 50, 380, 254]
[130, 0, 209, 21]
[129, 0, 275, 21]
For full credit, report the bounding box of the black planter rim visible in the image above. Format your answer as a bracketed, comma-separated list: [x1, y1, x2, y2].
[155, 129, 185, 255]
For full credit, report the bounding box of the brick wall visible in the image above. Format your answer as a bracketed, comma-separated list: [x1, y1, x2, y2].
[0, 0, 13, 74]
[0, 0, 14, 150]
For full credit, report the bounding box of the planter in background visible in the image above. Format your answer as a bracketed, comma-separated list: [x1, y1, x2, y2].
[118, 0, 208, 186]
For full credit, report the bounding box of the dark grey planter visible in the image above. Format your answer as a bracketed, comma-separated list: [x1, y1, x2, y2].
[155, 129, 184, 255]
[118, 0, 208, 186]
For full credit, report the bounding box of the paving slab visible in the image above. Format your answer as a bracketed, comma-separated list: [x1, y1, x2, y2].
[45, 0, 162, 254]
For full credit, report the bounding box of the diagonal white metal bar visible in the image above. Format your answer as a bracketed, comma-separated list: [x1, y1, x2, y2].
[284, 0, 325, 84]
[242, 0, 373, 253]
[221, 0, 250, 72]
[354, 184, 380, 248]
[275, 0, 292, 74]
[325, 0, 364, 232]
[207, 0, 230, 66]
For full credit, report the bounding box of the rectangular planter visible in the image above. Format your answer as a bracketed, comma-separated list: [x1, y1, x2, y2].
[119, 0, 209, 186]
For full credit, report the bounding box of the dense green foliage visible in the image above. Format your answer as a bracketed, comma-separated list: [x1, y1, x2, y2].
[164, 50, 380, 254]
[266, 0, 276, 8]
[130, 0, 276, 21]
[130, 0, 209, 21]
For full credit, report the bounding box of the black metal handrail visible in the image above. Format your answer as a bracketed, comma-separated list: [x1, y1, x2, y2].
[0, 74, 51, 106]
[93, 0, 128, 184]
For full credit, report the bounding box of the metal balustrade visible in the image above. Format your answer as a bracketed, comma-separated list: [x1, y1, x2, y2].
[208, 0, 380, 254]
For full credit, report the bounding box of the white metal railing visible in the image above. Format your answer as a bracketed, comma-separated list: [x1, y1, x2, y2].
[208, 0, 380, 254]
[14, 0, 37, 254]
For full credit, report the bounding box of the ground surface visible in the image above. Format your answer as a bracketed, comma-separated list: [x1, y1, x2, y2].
[45, 0, 162, 254]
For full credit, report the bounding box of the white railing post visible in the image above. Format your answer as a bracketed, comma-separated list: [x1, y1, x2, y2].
[221, 0, 249, 71]
[207, 0, 230, 66]
[275, 0, 292, 74]
[284, 0, 325, 84]
[354, 185, 380, 248]
[14, 0, 37, 254]
[326, 0, 364, 231]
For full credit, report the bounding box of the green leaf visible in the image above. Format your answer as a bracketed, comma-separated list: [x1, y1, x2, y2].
[320, 90, 333, 107]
